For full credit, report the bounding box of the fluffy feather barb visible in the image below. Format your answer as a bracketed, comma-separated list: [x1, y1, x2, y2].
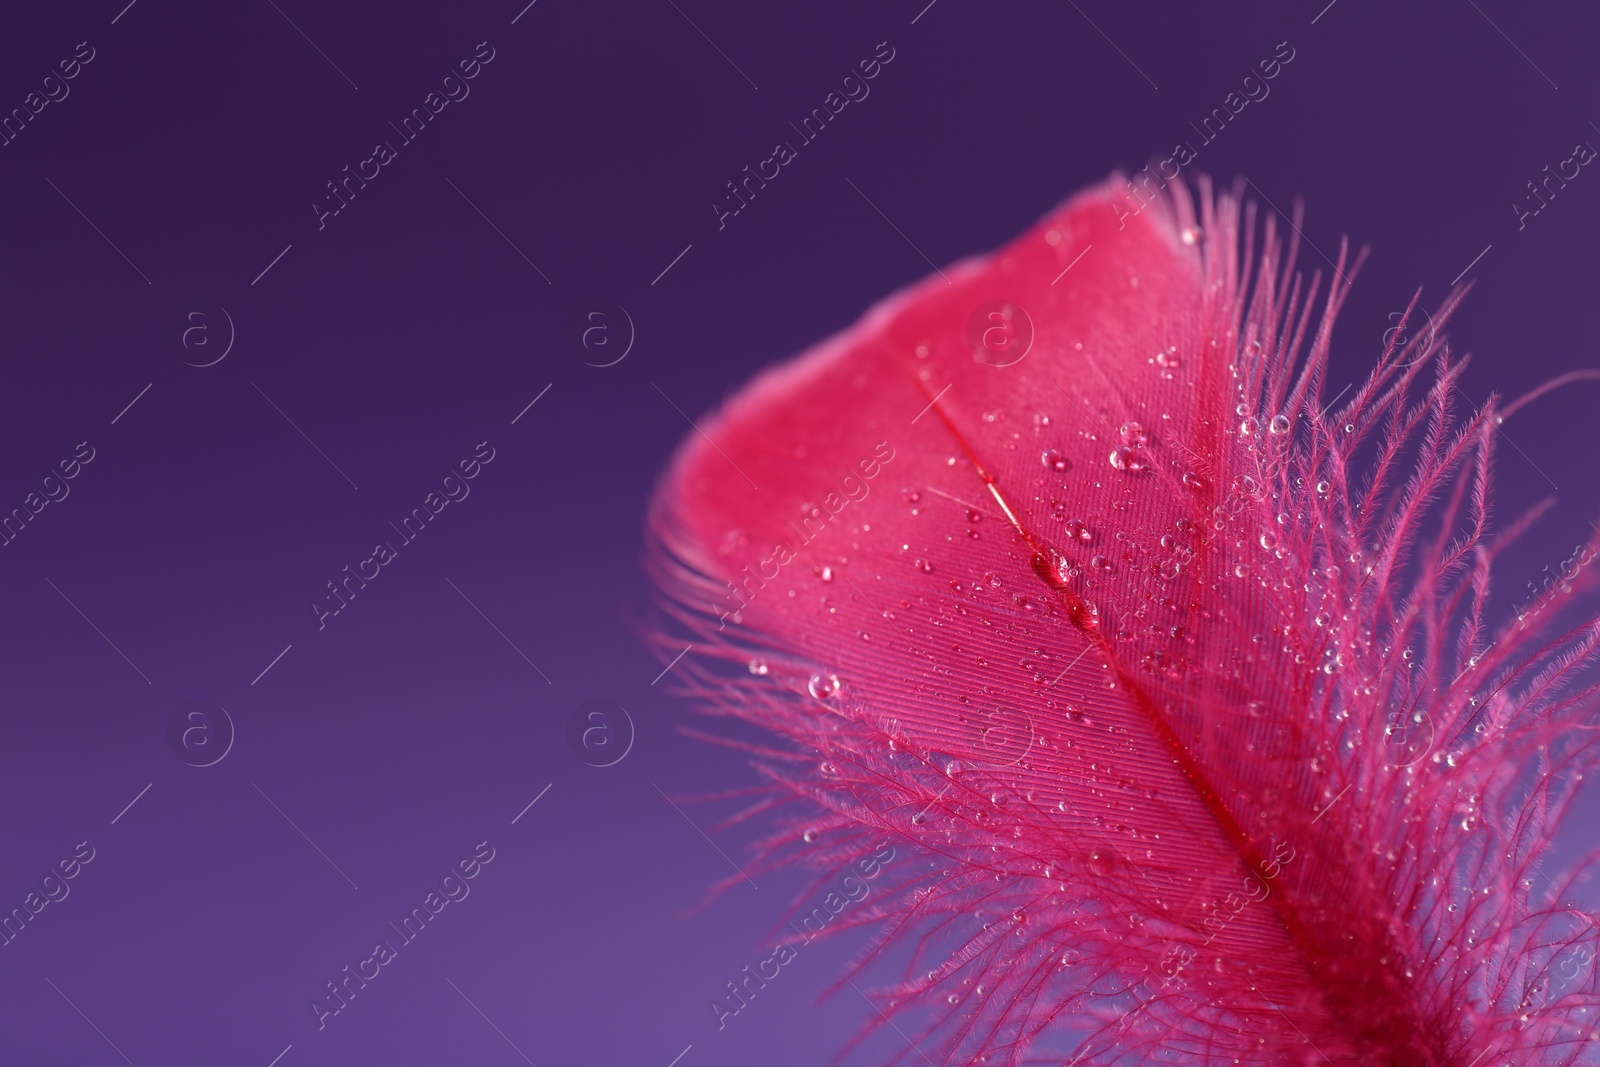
[649, 176, 1600, 1065]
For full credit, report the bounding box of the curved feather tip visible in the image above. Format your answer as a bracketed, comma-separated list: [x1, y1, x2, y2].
[647, 175, 1600, 1066]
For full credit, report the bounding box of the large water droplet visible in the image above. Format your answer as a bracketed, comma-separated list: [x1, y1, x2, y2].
[1119, 421, 1148, 446]
[1268, 414, 1291, 435]
[1087, 848, 1118, 876]
[808, 672, 840, 699]
[1042, 450, 1070, 472]
[1041, 548, 1075, 584]
[1108, 446, 1147, 473]
[748, 658, 769, 676]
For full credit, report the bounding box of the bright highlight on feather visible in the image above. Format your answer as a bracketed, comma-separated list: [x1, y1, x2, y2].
[648, 175, 1600, 1066]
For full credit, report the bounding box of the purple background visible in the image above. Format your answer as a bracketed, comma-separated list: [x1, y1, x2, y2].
[0, 1, 1597, 1064]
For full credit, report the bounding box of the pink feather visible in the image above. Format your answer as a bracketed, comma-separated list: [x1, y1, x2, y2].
[648, 176, 1600, 1065]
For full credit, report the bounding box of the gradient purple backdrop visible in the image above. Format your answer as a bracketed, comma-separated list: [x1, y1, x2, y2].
[0, 1, 1597, 1064]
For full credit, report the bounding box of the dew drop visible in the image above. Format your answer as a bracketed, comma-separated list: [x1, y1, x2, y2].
[1040, 548, 1075, 584]
[1239, 417, 1260, 435]
[1109, 446, 1147, 473]
[1042, 450, 1070, 472]
[914, 558, 934, 574]
[1182, 471, 1206, 491]
[1119, 421, 1149, 446]
[1268, 414, 1291, 435]
[748, 658, 770, 676]
[808, 672, 840, 699]
[818, 565, 834, 582]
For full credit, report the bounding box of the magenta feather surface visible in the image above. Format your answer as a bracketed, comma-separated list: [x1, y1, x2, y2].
[648, 176, 1600, 1065]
